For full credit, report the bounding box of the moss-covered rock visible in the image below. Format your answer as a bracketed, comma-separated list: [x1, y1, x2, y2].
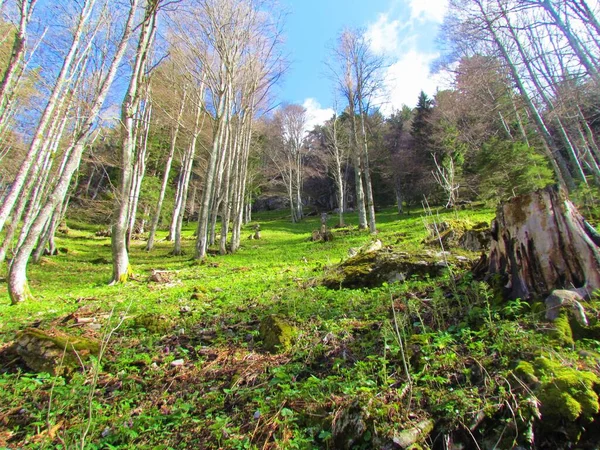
[322, 248, 471, 289]
[424, 220, 491, 252]
[552, 312, 575, 346]
[514, 360, 539, 385]
[15, 328, 100, 375]
[533, 356, 599, 428]
[259, 315, 297, 353]
[132, 313, 174, 334]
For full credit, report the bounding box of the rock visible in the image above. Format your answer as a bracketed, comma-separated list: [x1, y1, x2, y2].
[191, 292, 206, 300]
[332, 401, 367, 450]
[514, 361, 539, 385]
[545, 289, 588, 325]
[132, 313, 173, 334]
[311, 230, 334, 242]
[15, 328, 100, 375]
[148, 270, 173, 283]
[95, 228, 111, 237]
[393, 419, 434, 449]
[259, 315, 297, 353]
[364, 239, 382, 253]
[171, 359, 184, 367]
[424, 220, 491, 252]
[458, 224, 491, 252]
[322, 248, 472, 289]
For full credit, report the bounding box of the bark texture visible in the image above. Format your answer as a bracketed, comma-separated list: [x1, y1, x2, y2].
[488, 185, 600, 300]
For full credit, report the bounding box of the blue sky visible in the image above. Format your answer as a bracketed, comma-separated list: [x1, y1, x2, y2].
[277, 0, 451, 127]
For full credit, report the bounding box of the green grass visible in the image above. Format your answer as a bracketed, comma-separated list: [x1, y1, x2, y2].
[1, 206, 599, 449]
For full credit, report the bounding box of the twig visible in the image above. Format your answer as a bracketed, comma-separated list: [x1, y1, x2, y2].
[79, 301, 132, 450]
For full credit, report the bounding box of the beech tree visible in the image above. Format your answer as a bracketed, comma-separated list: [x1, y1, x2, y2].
[330, 28, 383, 232]
[0, 0, 37, 138]
[7, 0, 141, 302]
[269, 104, 307, 223]
[145, 59, 188, 252]
[111, 0, 162, 284]
[322, 110, 350, 226]
[0, 0, 99, 235]
[444, 0, 600, 191]
[170, 0, 284, 259]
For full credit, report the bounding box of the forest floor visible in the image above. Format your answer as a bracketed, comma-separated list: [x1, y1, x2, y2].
[1, 206, 600, 449]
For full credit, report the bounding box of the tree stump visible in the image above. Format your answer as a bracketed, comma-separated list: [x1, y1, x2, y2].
[487, 185, 600, 299]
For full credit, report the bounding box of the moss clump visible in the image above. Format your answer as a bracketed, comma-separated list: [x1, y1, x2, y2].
[321, 250, 464, 289]
[552, 312, 574, 346]
[259, 315, 297, 353]
[514, 360, 538, 385]
[423, 219, 491, 252]
[533, 356, 599, 425]
[133, 313, 173, 334]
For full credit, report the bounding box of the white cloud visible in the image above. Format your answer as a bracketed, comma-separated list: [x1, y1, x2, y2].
[407, 0, 449, 23]
[365, 13, 402, 55]
[302, 98, 334, 132]
[377, 51, 441, 114]
[359, 1, 455, 114]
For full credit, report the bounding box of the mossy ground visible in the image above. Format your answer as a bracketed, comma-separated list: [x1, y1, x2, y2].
[1, 206, 599, 449]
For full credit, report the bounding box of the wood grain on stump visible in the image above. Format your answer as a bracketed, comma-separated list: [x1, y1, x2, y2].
[488, 185, 600, 299]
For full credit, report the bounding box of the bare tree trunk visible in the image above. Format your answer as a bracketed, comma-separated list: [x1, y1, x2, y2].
[568, 0, 600, 53]
[328, 113, 346, 226]
[188, 184, 197, 225]
[479, 1, 575, 190]
[0, 0, 37, 134]
[348, 109, 367, 229]
[0, 0, 97, 235]
[539, 0, 600, 83]
[195, 88, 228, 259]
[245, 202, 251, 224]
[295, 151, 303, 221]
[395, 178, 403, 214]
[32, 193, 69, 262]
[168, 164, 184, 241]
[6, 0, 140, 302]
[0, 17, 90, 264]
[126, 95, 152, 244]
[230, 113, 251, 252]
[358, 101, 376, 232]
[173, 140, 195, 255]
[173, 89, 204, 255]
[220, 118, 241, 255]
[111, 0, 159, 284]
[145, 91, 186, 250]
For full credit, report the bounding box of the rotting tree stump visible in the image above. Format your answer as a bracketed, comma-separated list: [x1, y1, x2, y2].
[487, 185, 600, 299]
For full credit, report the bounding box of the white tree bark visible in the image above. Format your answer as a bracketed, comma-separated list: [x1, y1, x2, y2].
[145, 90, 186, 250]
[111, 1, 159, 284]
[173, 86, 204, 255]
[0, 0, 97, 235]
[0, 0, 37, 134]
[8, 0, 141, 302]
